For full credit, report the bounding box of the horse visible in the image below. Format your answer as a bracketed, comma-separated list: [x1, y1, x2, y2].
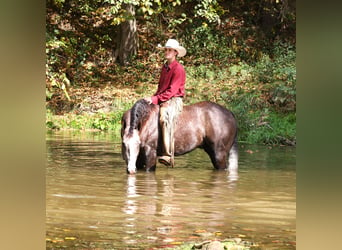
[121, 99, 238, 174]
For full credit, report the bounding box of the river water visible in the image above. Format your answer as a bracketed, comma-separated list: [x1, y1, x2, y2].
[46, 130, 296, 249]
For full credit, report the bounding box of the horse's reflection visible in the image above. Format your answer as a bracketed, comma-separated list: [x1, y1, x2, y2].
[124, 175, 138, 216]
[123, 170, 238, 212]
[127, 175, 137, 197]
[228, 169, 239, 184]
[122, 170, 239, 244]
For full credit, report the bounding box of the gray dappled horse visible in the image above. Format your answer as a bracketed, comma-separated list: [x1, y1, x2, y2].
[121, 99, 238, 174]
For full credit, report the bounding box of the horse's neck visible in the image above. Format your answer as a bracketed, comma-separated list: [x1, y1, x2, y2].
[138, 105, 159, 137]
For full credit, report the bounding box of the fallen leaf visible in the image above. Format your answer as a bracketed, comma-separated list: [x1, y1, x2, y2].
[195, 229, 207, 233]
[171, 241, 183, 245]
[65, 237, 77, 240]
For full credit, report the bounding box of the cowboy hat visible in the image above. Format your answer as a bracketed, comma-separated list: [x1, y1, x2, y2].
[157, 39, 186, 57]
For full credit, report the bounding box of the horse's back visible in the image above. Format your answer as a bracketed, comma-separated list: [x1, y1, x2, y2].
[197, 101, 237, 144]
[181, 101, 236, 129]
[175, 101, 237, 154]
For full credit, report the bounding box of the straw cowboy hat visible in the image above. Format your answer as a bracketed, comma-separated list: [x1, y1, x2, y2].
[157, 39, 186, 57]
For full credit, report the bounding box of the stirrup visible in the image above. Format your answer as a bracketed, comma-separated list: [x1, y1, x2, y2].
[158, 156, 171, 166]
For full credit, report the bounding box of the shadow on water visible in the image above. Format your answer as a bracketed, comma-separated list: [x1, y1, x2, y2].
[46, 131, 296, 249]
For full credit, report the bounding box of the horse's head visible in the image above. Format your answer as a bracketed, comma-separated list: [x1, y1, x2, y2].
[122, 128, 141, 174]
[121, 99, 155, 174]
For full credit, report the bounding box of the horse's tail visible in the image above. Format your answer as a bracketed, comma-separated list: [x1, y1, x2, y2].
[129, 99, 150, 134]
[228, 116, 238, 171]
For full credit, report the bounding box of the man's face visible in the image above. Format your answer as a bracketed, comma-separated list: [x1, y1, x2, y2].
[164, 48, 178, 61]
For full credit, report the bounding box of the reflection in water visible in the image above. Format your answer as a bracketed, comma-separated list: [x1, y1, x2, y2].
[123, 175, 138, 245]
[46, 131, 296, 249]
[125, 175, 138, 213]
[228, 169, 239, 183]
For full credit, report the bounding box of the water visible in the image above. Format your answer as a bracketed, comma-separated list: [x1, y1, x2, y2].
[46, 131, 296, 249]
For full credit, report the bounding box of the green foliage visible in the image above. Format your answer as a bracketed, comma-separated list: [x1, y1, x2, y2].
[183, 24, 235, 64]
[193, 0, 221, 23]
[46, 110, 123, 132]
[238, 110, 296, 145]
[250, 42, 296, 112]
[253, 42, 296, 85]
[224, 81, 296, 145]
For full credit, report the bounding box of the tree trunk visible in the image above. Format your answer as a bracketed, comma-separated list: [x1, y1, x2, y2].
[114, 4, 138, 65]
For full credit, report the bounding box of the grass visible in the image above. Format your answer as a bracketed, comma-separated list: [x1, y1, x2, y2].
[46, 109, 123, 133]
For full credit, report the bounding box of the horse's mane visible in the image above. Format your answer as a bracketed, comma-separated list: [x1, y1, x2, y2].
[129, 99, 152, 134]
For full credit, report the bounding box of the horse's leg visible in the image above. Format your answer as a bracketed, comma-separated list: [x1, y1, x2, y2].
[228, 140, 238, 171]
[213, 149, 228, 170]
[204, 142, 228, 170]
[136, 151, 146, 170]
[144, 146, 157, 172]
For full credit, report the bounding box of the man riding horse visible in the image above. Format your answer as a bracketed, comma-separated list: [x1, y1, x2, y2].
[144, 39, 186, 168]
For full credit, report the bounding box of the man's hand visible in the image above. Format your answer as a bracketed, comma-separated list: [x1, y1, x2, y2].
[143, 97, 152, 104]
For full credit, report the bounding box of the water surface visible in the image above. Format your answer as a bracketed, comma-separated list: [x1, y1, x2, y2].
[46, 131, 296, 249]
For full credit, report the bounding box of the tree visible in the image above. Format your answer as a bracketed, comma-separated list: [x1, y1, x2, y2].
[113, 3, 138, 65]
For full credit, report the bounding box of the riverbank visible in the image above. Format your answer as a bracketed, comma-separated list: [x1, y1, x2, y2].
[46, 64, 296, 146]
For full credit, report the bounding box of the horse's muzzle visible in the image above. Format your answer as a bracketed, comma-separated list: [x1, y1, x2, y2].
[127, 166, 137, 174]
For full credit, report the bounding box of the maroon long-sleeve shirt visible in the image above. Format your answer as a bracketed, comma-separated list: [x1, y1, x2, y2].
[151, 60, 186, 105]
